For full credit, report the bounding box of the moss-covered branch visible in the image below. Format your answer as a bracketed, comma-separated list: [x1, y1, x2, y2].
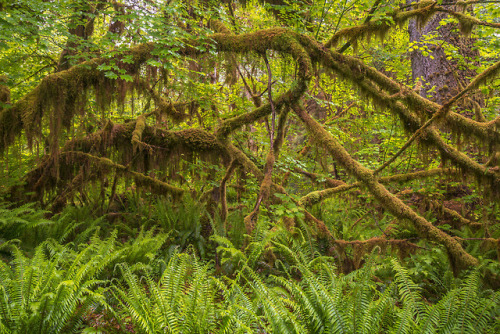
[325, 3, 439, 49]
[326, 1, 500, 50]
[131, 115, 146, 153]
[442, 60, 500, 110]
[0, 41, 156, 153]
[300, 168, 457, 207]
[324, 50, 500, 147]
[19, 121, 230, 201]
[315, 49, 499, 192]
[2, 28, 314, 155]
[220, 160, 238, 226]
[442, 8, 500, 35]
[289, 166, 346, 188]
[358, 54, 497, 143]
[293, 103, 477, 270]
[244, 109, 289, 234]
[66, 151, 185, 196]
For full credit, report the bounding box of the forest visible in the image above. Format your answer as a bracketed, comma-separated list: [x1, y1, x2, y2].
[0, 0, 499, 332]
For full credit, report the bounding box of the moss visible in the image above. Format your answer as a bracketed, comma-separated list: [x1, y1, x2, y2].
[6, 28, 315, 157]
[3, 43, 157, 154]
[293, 103, 478, 270]
[242, 109, 290, 234]
[18, 120, 231, 204]
[299, 168, 456, 207]
[325, 4, 439, 49]
[320, 47, 500, 191]
[447, 11, 500, 36]
[450, 61, 500, 104]
[0, 83, 9, 104]
[219, 160, 238, 226]
[208, 18, 231, 35]
[216, 103, 274, 139]
[0, 83, 17, 154]
[331, 237, 421, 267]
[131, 115, 146, 152]
[299, 184, 356, 207]
[326, 49, 499, 147]
[71, 151, 185, 196]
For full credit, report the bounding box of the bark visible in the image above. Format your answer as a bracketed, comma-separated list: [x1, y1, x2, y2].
[407, 0, 483, 116]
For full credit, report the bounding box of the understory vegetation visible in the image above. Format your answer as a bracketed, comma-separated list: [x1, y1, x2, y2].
[0, 200, 499, 333]
[1, 0, 500, 332]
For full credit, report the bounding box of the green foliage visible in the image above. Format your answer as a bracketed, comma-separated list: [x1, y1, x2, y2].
[113, 252, 220, 334]
[1, 0, 500, 331]
[0, 239, 113, 333]
[0, 202, 498, 333]
[0, 202, 51, 247]
[113, 223, 500, 333]
[146, 196, 209, 258]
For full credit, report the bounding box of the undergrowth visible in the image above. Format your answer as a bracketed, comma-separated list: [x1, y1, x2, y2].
[0, 199, 498, 333]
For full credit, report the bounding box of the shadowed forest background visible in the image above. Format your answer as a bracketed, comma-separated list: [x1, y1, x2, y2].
[0, 0, 499, 332]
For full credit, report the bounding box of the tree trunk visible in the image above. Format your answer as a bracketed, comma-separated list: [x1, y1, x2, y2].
[407, 1, 483, 118]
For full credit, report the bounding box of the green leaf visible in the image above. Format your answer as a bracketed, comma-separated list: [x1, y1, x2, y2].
[104, 71, 118, 80]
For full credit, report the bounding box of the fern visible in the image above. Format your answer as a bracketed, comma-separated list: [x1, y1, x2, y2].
[392, 258, 425, 333]
[0, 202, 52, 246]
[114, 253, 220, 333]
[0, 239, 115, 334]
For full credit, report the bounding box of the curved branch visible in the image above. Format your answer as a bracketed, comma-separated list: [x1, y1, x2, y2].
[315, 48, 500, 191]
[293, 103, 477, 269]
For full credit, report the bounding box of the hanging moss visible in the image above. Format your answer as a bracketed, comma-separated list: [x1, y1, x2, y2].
[323, 48, 500, 147]
[69, 151, 185, 196]
[447, 10, 500, 36]
[444, 60, 500, 109]
[156, 100, 191, 123]
[3, 8, 496, 272]
[3, 28, 317, 158]
[317, 47, 500, 194]
[331, 237, 421, 269]
[325, 3, 439, 49]
[0, 81, 17, 154]
[17, 120, 232, 205]
[50, 168, 87, 212]
[0, 42, 160, 155]
[0, 79, 9, 104]
[208, 18, 232, 35]
[131, 115, 146, 153]
[294, 103, 478, 271]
